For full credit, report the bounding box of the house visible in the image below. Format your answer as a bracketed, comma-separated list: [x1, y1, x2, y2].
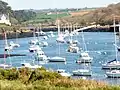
[0, 14, 11, 26]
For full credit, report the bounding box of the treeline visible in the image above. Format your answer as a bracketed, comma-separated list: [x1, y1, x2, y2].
[0, 0, 36, 24]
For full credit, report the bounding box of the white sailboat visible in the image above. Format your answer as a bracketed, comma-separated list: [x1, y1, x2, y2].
[4, 32, 13, 51]
[76, 31, 93, 63]
[117, 23, 120, 51]
[102, 17, 120, 70]
[0, 32, 12, 69]
[29, 29, 39, 45]
[9, 31, 20, 48]
[56, 20, 65, 43]
[49, 19, 66, 62]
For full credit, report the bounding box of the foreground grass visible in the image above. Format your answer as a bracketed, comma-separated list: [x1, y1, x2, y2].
[0, 68, 119, 90]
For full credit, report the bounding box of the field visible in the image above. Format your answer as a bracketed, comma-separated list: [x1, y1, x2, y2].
[70, 10, 91, 16]
[26, 12, 70, 24]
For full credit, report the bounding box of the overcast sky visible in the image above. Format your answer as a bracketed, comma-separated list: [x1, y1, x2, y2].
[2, 0, 120, 10]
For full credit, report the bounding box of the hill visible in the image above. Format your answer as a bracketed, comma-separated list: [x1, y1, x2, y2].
[61, 2, 120, 26]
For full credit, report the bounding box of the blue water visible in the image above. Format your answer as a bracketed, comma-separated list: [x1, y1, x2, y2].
[0, 32, 120, 85]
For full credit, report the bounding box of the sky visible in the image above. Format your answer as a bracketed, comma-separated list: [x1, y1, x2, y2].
[2, 0, 120, 10]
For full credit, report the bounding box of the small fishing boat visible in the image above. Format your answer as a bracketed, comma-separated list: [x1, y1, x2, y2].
[73, 69, 92, 76]
[48, 56, 66, 62]
[106, 70, 120, 78]
[76, 52, 93, 63]
[57, 69, 71, 77]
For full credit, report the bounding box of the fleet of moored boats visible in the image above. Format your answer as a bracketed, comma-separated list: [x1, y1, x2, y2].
[1, 18, 120, 78]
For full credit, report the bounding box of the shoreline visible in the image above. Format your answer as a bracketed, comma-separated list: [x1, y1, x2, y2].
[0, 27, 112, 40]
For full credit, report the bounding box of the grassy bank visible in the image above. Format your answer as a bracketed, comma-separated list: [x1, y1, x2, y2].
[0, 67, 119, 90]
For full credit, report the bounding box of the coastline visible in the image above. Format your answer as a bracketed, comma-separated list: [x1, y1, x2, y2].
[0, 26, 111, 40]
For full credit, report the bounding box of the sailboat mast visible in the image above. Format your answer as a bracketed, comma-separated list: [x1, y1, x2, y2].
[3, 32, 6, 64]
[82, 30, 87, 52]
[57, 19, 60, 36]
[113, 17, 118, 61]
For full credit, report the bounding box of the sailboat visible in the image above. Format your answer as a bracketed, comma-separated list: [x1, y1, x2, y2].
[73, 30, 92, 76]
[4, 32, 13, 51]
[29, 29, 39, 45]
[9, 30, 20, 48]
[56, 20, 65, 43]
[0, 32, 12, 69]
[76, 31, 93, 63]
[67, 25, 80, 53]
[48, 19, 66, 62]
[102, 17, 120, 70]
[116, 23, 120, 51]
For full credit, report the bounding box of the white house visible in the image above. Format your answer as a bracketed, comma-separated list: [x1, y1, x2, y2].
[0, 14, 11, 26]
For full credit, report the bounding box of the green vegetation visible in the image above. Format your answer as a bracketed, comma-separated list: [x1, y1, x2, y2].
[26, 12, 69, 24]
[0, 67, 119, 90]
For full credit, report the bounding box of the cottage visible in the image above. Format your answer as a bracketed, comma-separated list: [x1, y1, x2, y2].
[0, 14, 11, 26]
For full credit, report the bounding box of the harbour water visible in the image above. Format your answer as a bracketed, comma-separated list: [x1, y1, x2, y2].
[0, 32, 120, 85]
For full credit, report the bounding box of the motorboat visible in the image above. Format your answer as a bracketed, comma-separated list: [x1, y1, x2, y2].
[102, 59, 120, 69]
[18, 63, 42, 69]
[67, 44, 80, 53]
[106, 70, 120, 78]
[73, 69, 92, 76]
[29, 45, 42, 52]
[76, 52, 93, 63]
[56, 69, 71, 77]
[34, 50, 48, 61]
[48, 56, 66, 62]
